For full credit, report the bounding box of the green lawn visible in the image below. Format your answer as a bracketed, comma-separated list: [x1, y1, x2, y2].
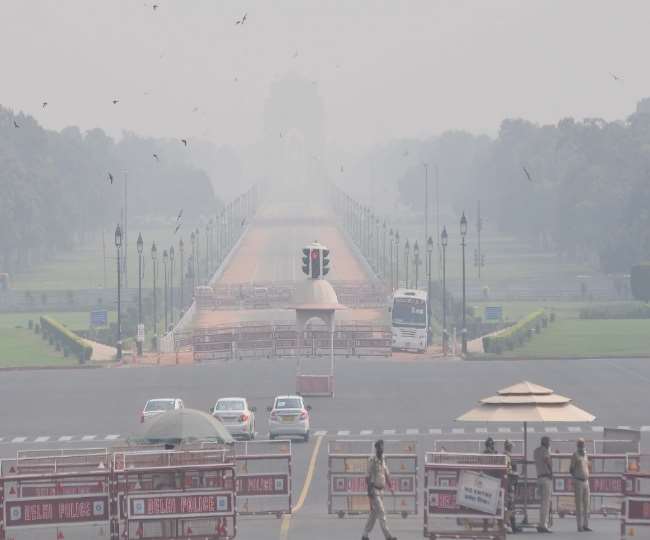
[0, 311, 116, 331]
[0, 328, 77, 367]
[471, 300, 638, 323]
[500, 319, 650, 358]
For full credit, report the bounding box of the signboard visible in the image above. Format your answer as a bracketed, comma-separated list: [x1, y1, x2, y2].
[90, 309, 108, 327]
[331, 474, 415, 496]
[5, 495, 109, 526]
[456, 470, 501, 515]
[627, 498, 650, 522]
[553, 474, 624, 495]
[137, 323, 145, 343]
[127, 492, 233, 520]
[484, 306, 503, 321]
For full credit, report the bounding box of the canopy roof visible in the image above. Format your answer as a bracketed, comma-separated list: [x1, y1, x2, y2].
[457, 380, 595, 424]
[138, 408, 234, 445]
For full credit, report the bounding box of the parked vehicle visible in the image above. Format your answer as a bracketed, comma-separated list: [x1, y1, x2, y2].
[267, 395, 311, 441]
[140, 398, 184, 423]
[210, 397, 256, 440]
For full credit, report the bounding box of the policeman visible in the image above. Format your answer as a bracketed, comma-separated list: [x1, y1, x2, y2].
[570, 438, 592, 532]
[362, 440, 397, 540]
[483, 437, 497, 454]
[504, 440, 521, 534]
[534, 436, 553, 533]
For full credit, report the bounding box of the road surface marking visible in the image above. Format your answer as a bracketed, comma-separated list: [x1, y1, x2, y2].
[641, 426, 650, 432]
[383, 429, 396, 435]
[34, 436, 50, 443]
[314, 430, 327, 436]
[591, 426, 604, 432]
[104, 434, 121, 440]
[11, 437, 27, 443]
[280, 434, 324, 540]
[497, 427, 511, 433]
[360, 430, 373, 436]
[81, 435, 97, 441]
[58, 436, 73, 442]
[475, 428, 488, 434]
[337, 430, 350, 436]
[451, 428, 465, 434]
[528, 427, 536, 433]
[617, 425, 632, 430]
[429, 428, 442, 435]
[568, 426, 582, 433]
[406, 428, 419, 435]
[545, 427, 558, 433]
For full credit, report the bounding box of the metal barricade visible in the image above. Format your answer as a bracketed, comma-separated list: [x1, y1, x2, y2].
[424, 452, 507, 540]
[622, 459, 650, 539]
[328, 440, 417, 518]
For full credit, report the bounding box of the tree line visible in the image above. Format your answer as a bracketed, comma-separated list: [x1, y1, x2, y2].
[0, 106, 218, 274]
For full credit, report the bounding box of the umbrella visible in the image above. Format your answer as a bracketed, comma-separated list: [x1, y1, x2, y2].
[138, 408, 234, 445]
[457, 381, 595, 524]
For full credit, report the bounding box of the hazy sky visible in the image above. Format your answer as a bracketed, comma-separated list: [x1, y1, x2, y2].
[3, 1, 650, 149]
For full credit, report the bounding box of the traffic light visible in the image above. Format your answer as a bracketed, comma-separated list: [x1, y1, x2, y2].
[310, 248, 321, 279]
[322, 249, 330, 276]
[302, 248, 310, 275]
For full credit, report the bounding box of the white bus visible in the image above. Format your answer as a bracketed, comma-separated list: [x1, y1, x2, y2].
[391, 289, 428, 352]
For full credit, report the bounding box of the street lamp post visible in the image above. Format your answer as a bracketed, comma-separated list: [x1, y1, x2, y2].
[414, 241, 420, 289]
[179, 238, 184, 312]
[205, 222, 210, 282]
[169, 245, 175, 326]
[195, 228, 200, 286]
[382, 221, 387, 279]
[460, 212, 468, 354]
[163, 250, 168, 333]
[190, 232, 196, 293]
[441, 227, 448, 355]
[395, 231, 400, 288]
[136, 233, 143, 357]
[389, 229, 394, 290]
[405, 240, 410, 289]
[151, 242, 158, 352]
[114, 224, 123, 360]
[427, 236, 433, 346]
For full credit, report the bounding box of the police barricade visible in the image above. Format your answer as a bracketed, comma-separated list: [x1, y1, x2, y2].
[552, 453, 633, 517]
[296, 374, 333, 397]
[113, 449, 236, 539]
[433, 439, 525, 457]
[193, 327, 235, 361]
[350, 328, 392, 357]
[312, 329, 353, 358]
[424, 452, 507, 540]
[328, 440, 417, 518]
[235, 324, 274, 359]
[622, 455, 650, 539]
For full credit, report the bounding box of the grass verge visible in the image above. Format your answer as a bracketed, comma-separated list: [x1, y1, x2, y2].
[0, 328, 78, 367]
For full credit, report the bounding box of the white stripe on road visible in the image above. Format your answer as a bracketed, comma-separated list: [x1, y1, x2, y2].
[429, 428, 442, 435]
[383, 429, 396, 435]
[591, 426, 604, 433]
[497, 427, 511, 433]
[545, 427, 558, 433]
[337, 430, 350, 437]
[451, 428, 465, 434]
[58, 436, 73, 442]
[104, 434, 121, 441]
[617, 426, 632, 430]
[641, 426, 650, 432]
[314, 430, 328, 436]
[406, 428, 419, 435]
[475, 428, 488, 434]
[34, 436, 50, 443]
[528, 427, 536, 433]
[568, 426, 582, 433]
[81, 435, 97, 441]
[11, 437, 27, 443]
[360, 430, 373, 436]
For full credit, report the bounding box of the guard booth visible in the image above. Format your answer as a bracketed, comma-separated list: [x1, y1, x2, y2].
[112, 448, 237, 539]
[328, 440, 417, 518]
[424, 452, 507, 540]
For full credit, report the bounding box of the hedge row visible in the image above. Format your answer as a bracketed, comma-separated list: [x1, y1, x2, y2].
[40, 316, 93, 363]
[580, 303, 650, 319]
[482, 310, 549, 354]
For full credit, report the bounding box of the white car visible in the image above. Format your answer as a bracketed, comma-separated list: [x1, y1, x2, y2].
[267, 395, 311, 441]
[141, 398, 184, 423]
[210, 397, 256, 440]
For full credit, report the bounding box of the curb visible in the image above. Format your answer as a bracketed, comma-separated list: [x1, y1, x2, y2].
[464, 354, 650, 361]
[0, 364, 105, 372]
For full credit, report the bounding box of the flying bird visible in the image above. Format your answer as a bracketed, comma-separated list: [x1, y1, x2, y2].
[340, 165, 344, 173]
[192, 107, 199, 113]
[108, 172, 114, 184]
[174, 223, 181, 234]
[181, 138, 188, 147]
[176, 209, 183, 222]
[42, 101, 48, 108]
[241, 218, 246, 227]
[293, 50, 299, 59]
[610, 72, 623, 82]
[112, 99, 119, 105]
[235, 12, 247, 25]
[522, 166, 533, 182]
[402, 149, 409, 157]
[13, 120, 19, 128]
[153, 153, 160, 161]
[153, 3, 158, 10]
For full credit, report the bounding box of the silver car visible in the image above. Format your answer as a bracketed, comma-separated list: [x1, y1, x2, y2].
[267, 395, 311, 441]
[141, 398, 184, 423]
[211, 397, 256, 440]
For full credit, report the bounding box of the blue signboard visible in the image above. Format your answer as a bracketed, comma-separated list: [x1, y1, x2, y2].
[484, 306, 503, 321]
[90, 309, 108, 327]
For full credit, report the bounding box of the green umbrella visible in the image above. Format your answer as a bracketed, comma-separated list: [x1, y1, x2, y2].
[138, 408, 234, 445]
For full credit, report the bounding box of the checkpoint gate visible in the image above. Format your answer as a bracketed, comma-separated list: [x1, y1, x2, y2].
[327, 440, 417, 518]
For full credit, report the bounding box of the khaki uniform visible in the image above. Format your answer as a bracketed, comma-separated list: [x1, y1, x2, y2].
[570, 450, 590, 531]
[534, 445, 553, 529]
[363, 455, 393, 539]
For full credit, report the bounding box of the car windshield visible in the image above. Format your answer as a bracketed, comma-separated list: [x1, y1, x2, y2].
[145, 400, 174, 412]
[392, 297, 427, 328]
[275, 398, 302, 409]
[216, 400, 245, 411]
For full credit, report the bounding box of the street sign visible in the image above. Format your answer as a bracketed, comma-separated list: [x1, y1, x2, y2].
[90, 309, 108, 327]
[484, 306, 502, 321]
[137, 323, 145, 343]
[456, 470, 500, 515]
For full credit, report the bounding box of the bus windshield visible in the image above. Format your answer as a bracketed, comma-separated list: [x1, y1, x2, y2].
[392, 297, 427, 328]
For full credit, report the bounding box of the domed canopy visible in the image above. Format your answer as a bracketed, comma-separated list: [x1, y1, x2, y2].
[291, 279, 346, 310]
[139, 408, 234, 445]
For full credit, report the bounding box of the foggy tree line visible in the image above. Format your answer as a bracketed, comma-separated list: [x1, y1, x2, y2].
[395, 100, 650, 273]
[0, 106, 218, 274]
